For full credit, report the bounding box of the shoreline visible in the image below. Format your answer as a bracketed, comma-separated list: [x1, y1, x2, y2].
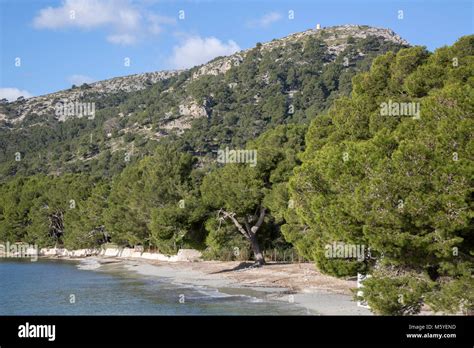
[6, 245, 373, 314]
[64, 254, 373, 315]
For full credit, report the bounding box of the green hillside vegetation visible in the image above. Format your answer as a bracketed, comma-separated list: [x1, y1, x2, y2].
[0, 35, 472, 315]
[0, 34, 404, 180]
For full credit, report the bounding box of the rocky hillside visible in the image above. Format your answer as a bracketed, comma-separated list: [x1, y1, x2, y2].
[192, 24, 408, 78]
[0, 70, 181, 124]
[0, 25, 409, 180]
[1, 25, 407, 125]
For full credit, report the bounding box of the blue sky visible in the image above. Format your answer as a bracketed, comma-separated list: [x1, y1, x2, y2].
[0, 0, 472, 100]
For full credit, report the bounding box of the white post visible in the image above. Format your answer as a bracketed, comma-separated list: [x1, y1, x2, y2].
[357, 273, 371, 309]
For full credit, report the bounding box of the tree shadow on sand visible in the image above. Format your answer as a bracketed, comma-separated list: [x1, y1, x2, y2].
[210, 262, 262, 274]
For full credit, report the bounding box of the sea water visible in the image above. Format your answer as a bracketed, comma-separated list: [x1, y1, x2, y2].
[0, 259, 309, 315]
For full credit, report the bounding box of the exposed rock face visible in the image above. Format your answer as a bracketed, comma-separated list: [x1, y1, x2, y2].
[119, 247, 134, 258]
[69, 249, 99, 257]
[89, 71, 181, 94]
[38, 248, 101, 257]
[40, 248, 59, 256]
[37, 247, 203, 262]
[192, 54, 245, 79]
[258, 24, 408, 53]
[169, 249, 202, 262]
[190, 24, 408, 80]
[178, 100, 208, 118]
[103, 247, 120, 257]
[158, 99, 208, 134]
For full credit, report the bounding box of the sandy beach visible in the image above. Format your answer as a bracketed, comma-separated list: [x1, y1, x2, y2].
[86, 257, 373, 315]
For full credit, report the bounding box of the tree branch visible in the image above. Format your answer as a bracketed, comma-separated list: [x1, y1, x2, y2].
[250, 207, 266, 235]
[218, 209, 250, 239]
[244, 221, 251, 235]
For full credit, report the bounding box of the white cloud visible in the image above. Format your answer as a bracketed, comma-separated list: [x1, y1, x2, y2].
[0, 88, 33, 101]
[68, 74, 95, 86]
[169, 36, 240, 69]
[248, 12, 282, 28]
[33, 0, 140, 31]
[32, 0, 174, 45]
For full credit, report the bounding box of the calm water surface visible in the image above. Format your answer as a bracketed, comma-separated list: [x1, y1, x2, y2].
[0, 259, 309, 315]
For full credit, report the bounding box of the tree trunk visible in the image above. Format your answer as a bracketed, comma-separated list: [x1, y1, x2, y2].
[249, 232, 265, 266]
[218, 207, 266, 266]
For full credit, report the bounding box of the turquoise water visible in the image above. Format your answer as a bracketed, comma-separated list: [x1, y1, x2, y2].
[0, 259, 308, 315]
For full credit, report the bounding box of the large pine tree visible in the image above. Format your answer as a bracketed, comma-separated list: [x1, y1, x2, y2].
[284, 36, 473, 314]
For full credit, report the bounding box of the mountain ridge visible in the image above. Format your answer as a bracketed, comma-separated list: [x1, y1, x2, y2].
[0, 24, 409, 125]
